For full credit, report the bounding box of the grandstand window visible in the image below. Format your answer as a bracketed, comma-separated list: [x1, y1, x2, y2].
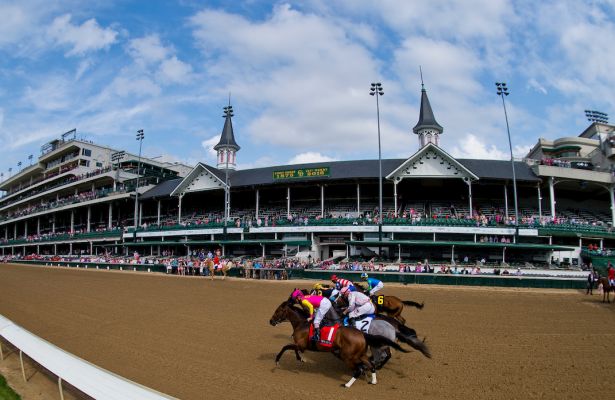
[96, 162, 103, 168]
[81, 148, 92, 157]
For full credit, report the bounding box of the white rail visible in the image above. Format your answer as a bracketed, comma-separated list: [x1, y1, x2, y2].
[0, 314, 175, 400]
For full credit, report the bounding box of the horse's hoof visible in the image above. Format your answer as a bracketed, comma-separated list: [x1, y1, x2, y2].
[275, 361, 279, 367]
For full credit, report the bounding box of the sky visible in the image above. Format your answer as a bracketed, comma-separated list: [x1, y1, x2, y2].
[0, 0, 614, 177]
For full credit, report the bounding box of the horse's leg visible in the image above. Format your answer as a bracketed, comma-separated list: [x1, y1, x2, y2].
[275, 344, 299, 366]
[361, 353, 377, 385]
[343, 364, 364, 388]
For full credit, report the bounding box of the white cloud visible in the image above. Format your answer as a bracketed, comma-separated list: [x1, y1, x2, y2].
[0, 4, 29, 47]
[201, 135, 220, 162]
[157, 56, 193, 84]
[48, 14, 117, 56]
[450, 134, 531, 160]
[287, 152, 337, 164]
[22, 76, 73, 111]
[128, 35, 170, 65]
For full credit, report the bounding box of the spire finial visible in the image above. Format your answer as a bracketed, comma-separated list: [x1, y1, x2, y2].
[228, 91, 231, 108]
[419, 66, 424, 90]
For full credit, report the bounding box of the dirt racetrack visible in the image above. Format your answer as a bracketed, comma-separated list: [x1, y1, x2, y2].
[0, 263, 614, 400]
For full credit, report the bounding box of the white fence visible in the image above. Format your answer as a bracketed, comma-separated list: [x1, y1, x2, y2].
[0, 314, 175, 400]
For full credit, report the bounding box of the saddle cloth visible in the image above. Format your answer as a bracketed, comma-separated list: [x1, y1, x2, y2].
[309, 324, 339, 348]
[352, 314, 375, 333]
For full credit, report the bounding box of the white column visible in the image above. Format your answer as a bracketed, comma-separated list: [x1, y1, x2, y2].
[37, 218, 40, 235]
[394, 181, 398, 217]
[504, 185, 509, 219]
[287, 187, 291, 218]
[466, 180, 473, 218]
[262, 244, 265, 258]
[70, 210, 74, 233]
[320, 185, 324, 218]
[52, 215, 56, 233]
[138, 204, 143, 226]
[610, 185, 615, 227]
[356, 183, 360, 216]
[255, 189, 259, 219]
[157, 200, 161, 226]
[549, 177, 556, 219]
[537, 185, 542, 218]
[14, 224, 17, 239]
[178, 193, 183, 224]
[24, 221, 27, 237]
[87, 206, 91, 232]
[108, 203, 113, 229]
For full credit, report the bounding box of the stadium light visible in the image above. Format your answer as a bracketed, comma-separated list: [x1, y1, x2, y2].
[585, 110, 609, 124]
[496, 82, 519, 236]
[17, 161, 22, 171]
[370, 82, 384, 256]
[28, 154, 33, 165]
[134, 130, 145, 228]
[8, 168, 12, 177]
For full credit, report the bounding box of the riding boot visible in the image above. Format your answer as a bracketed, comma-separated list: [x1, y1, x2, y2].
[313, 327, 320, 342]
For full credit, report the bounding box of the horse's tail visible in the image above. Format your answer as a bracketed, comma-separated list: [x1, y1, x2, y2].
[396, 331, 432, 359]
[363, 333, 409, 353]
[402, 300, 424, 309]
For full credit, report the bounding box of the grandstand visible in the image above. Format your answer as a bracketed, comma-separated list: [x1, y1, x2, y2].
[2, 88, 615, 271]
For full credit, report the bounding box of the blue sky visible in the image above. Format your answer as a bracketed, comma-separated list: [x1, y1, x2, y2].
[1, 0, 614, 177]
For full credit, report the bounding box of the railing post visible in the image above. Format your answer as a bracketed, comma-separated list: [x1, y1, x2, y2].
[0, 340, 3, 360]
[19, 350, 27, 382]
[58, 377, 65, 400]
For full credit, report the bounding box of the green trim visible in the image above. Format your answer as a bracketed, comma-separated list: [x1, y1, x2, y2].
[346, 240, 575, 251]
[542, 145, 582, 152]
[123, 239, 311, 247]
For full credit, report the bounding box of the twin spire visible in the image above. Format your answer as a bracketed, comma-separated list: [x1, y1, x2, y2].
[211, 72, 441, 170]
[214, 103, 240, 170]
[412, 69, 443, 148]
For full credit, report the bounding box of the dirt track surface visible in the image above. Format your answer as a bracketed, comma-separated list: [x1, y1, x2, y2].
[0, 263, 614, 400]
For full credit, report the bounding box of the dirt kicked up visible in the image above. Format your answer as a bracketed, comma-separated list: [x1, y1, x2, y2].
[0, 263, 614, 400]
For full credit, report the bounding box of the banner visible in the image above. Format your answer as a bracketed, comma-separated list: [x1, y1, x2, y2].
[273, 167, 330, 180]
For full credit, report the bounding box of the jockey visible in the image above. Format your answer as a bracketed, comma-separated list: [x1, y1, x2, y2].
[340, 286, 375, 322]
[291, 289, 332, 341]
[330, 274, 356, 292]
[361, 273, 384, 296]
[608, 263, 615, 286]
[311, 283, 339, 301]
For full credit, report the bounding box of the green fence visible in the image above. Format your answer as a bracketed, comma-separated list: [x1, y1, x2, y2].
[12, 261, 584, 289]
[285, 270, 585, 289]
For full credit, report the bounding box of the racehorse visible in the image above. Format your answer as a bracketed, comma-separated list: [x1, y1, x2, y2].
[597, 277, 615, 303]
[355, 284, 424, 324]
[207, 259, 234, 280]
[269, 301, 408, 387]
[332, 294, 431, 368]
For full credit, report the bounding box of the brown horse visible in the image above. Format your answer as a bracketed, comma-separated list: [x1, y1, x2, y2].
[371, 295, 424, 325]
[269, 301, 408, 387]
[207, 259, 234, 280]
[352, 284, 423, 324]
[597, 277, 615, 303]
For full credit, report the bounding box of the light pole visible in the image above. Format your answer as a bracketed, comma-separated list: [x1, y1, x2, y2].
[28, 155, 33, 165]
[585, 110, 609, 148]
[496, 82, 519, 234]
[370, 82, 384, 256]
[222, 105, 233, 239]
[17, 161, 22, 171]
[134, 130, 144, 228]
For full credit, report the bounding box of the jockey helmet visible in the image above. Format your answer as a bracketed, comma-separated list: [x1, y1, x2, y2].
[330, 274, 338, 281]
[340, 286, 350, 296]
[291, 289, 303, 300]
[313, 283, 324, 290]
[360, 272, 368, 280]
